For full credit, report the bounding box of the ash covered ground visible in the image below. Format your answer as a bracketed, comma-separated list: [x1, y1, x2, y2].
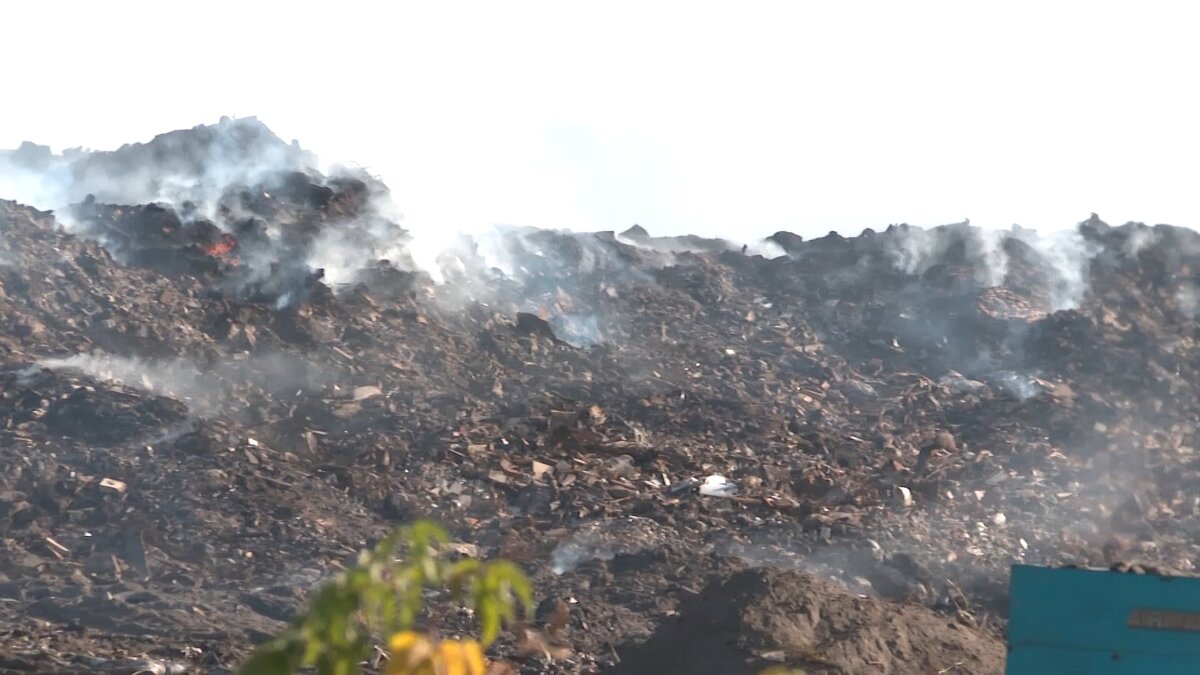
[3, 118, 1200, 673]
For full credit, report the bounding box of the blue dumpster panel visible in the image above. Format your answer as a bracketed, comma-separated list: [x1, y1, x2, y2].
[1006, 564, 1200, 674]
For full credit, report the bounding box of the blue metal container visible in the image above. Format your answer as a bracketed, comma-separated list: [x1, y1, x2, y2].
[1006, 564, 1200, 674]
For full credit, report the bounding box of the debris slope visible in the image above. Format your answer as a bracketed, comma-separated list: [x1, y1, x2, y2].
[4, 120, 1200, 673]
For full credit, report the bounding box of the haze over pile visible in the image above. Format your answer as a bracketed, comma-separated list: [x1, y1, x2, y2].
[2, 1, 1198, 239]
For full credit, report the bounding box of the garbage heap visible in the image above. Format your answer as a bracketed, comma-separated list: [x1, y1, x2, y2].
[3, 121, 1200, 674]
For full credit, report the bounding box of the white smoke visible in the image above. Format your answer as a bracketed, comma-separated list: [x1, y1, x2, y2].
[2, 118, 783, 303]
[37, 351, 336, 412]
[885, 222, 1009, 287]
[885, 224, 952, 276]
[1176, 284, 1200, 319]
[1017, 227, 1101, 311]
[0, 119, 317, 215]
[0, 144, 78, 212]
[550, 517, 670, 574]
[613, 227, 786, 262]
[306, 211, 410, 287]
[38, 353, 213, 405]
[746, 238, 787, 259]
[0, 119, 429, 304]
[1123, 226, 1160, 257]
[885, 220, 1100, 311]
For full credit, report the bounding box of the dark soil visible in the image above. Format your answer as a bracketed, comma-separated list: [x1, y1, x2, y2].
[615, 567, 1004, 675]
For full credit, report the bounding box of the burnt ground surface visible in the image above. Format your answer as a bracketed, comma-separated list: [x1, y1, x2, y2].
[4, 120, 1200, 673]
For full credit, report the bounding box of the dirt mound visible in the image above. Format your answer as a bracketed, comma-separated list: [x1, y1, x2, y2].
[615, 567, 1004, 674]
[5, 120, 1200, 672]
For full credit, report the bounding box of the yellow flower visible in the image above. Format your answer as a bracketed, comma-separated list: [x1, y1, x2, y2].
[385, 632, 487, 675]
[385, 631, 435, 675]
[435, 639, 486, 675]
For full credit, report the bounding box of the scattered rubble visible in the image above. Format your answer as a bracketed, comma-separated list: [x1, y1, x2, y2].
[4, 121, 1200, 672]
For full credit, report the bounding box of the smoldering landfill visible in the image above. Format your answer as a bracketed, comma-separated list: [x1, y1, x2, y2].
[3, 119, 1200, 674]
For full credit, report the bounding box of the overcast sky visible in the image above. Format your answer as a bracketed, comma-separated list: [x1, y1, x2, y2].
[2, 1, 1198, 240]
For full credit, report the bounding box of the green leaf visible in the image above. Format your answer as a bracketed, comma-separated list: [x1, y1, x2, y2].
[237, 519, 534, 673]
[402, 520, 450, 557]
[486, 560, 535, 617]
[445, 558, 482, 601]
[238, 637, 304, 675]
[400, 578, 423, 629]
[378, 587, 399, 636]
[478, 595, 501, 646]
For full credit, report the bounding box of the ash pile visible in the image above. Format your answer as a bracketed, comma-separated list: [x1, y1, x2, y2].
[4, 120, 1200, 674]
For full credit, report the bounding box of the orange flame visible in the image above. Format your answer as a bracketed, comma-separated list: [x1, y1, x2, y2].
[204, 234, 237, 259]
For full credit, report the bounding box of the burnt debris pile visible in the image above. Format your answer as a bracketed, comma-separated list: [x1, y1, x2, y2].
[3, 121, 1200, 673]
[2, 117, 412, 309]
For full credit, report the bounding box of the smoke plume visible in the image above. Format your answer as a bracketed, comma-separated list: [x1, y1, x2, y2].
[36, 351, 336, 414]
[882, 219, 1100, 311]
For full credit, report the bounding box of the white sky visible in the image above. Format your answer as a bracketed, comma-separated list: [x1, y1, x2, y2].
[2, 1, 1198, 240]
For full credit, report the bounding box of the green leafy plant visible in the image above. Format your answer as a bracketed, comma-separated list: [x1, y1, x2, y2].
[239, 520, 532, 675]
